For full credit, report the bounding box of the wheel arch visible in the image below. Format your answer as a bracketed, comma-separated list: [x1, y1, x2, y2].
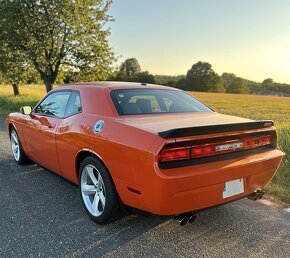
[75, 149, 110, 181]
[8, 122, 26, 148]
[8, 122, 16, 134]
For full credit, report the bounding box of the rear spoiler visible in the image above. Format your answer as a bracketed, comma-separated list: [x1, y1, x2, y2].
[158, 120, 274, 138]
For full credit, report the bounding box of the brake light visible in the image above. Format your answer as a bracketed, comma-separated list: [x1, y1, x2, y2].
[260, 135, 271, 145]
[158, 135, 272, 162]
[158, 147, 190, 161]
[191, 147, 202, 156]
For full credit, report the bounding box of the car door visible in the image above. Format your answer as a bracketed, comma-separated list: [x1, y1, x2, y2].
[22, 91, 71, 174]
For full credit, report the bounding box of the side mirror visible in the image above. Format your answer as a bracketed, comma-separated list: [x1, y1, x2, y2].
[20, 106, 32, 115]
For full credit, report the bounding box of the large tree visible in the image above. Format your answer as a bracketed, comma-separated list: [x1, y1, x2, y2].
[181, 61, 225, 92]
[0, 0, 114, 92]
[112, 58, 155, 84]
[119, 58, 141, 77]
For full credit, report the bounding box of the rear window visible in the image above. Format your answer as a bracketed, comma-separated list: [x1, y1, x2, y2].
[110, 89, 213, 115]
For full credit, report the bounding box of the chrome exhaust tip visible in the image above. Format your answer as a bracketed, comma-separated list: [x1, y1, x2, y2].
[173, 212, 197, 226]
[247, 189, 265, 201]
[174, 215, 188, 226]
[188, 214, 197, 224]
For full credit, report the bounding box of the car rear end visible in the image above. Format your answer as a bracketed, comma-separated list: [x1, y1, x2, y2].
[141, 122, 284, 216]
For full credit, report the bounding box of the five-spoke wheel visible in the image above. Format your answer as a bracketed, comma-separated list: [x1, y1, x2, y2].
[81, 164, 106, 217]
[79, 156, 124, 224]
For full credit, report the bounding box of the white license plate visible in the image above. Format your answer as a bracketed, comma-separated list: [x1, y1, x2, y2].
[223, 178, 244, 199]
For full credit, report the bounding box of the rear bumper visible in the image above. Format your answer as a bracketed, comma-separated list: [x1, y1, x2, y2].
[119, 149, 284, 216]
[151, 149, 284, 215]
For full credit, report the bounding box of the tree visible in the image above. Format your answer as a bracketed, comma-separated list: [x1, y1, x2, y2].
[186, 61, 215, 91]
[133, 71, 155, 84]
[0, 42, 29, 95]
[0, 0, 114, 93]
[111, 58, 155, 84]
[227, 77, 249, 94]
[110, 71, 127, 82]
[154, 75, 185, 86]
[179, 61, 225, 92]
[222, 73, 236, 89]
[120, 58, 141, 77]
[111, 70, 155, 84]
[174, 78, 188, 90]
[261, 78, 274, 90]
[211, 74, 225, 93]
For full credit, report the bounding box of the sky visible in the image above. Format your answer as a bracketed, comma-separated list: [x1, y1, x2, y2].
[108, 0, 290, 83]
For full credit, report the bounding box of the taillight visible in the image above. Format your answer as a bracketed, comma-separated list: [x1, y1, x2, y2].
[260, 135, 271, 145]
[158, 147, 190, 162]
[191, 145, 215, 157]
[158, 135, 272, 162]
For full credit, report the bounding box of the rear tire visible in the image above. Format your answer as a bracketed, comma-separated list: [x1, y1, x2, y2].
[79, 156, 124, 224]
[10, 128, 30, 165]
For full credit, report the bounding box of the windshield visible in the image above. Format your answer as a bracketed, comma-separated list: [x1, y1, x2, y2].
[110, 89, 213, 115]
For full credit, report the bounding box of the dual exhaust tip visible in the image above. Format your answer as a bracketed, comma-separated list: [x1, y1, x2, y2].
[247, 189, 265, 201]
[174, 189, 265, 226]
[173, 212, 197, 226]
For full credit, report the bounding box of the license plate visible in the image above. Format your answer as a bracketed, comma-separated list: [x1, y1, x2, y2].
[223, 178, 244, 199]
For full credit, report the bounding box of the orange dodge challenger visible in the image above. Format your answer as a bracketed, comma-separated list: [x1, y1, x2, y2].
[6, 82, 284, 225]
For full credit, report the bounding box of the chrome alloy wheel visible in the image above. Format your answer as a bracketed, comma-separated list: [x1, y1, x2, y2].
[10, 130, 20, 161]
[80, 164, 106, 217]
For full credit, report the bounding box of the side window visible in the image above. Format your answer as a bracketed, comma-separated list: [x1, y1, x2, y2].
[65, 92, 82, 117]
[34, 91, 71, 118]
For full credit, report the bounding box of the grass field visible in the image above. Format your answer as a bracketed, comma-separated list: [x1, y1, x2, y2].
[1, 84, 289, 204]
[0, 85, 45, 115]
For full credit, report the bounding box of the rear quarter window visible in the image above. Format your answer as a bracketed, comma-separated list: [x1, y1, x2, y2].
[65, 92, 82, 117]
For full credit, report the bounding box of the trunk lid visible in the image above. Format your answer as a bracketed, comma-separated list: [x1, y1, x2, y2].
[122, 112, 274, 138]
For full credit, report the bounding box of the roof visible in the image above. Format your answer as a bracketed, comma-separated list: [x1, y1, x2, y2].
[57, 81, 180, 91]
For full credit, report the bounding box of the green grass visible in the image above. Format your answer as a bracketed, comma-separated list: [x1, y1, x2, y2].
[1, 85, 290, 204]
[0, 85, 45, 115]
[0, 95, 40, 115]
[265, 125, 290, 205]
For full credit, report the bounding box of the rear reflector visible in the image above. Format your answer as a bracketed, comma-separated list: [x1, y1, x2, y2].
[158, 135, 272, 162]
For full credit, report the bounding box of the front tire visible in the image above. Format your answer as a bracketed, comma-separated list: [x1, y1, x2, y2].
[10, 128, 30, 165]
[79, 156, 124, 224]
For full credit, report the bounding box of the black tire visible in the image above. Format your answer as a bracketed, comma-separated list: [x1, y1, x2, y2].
[78, 156, 124, 224]
[10, 128, 30, 165]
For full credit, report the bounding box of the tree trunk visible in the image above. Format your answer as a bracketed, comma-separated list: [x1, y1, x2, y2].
[44, 80, 53, 93]
[12, 83, 20, 96]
